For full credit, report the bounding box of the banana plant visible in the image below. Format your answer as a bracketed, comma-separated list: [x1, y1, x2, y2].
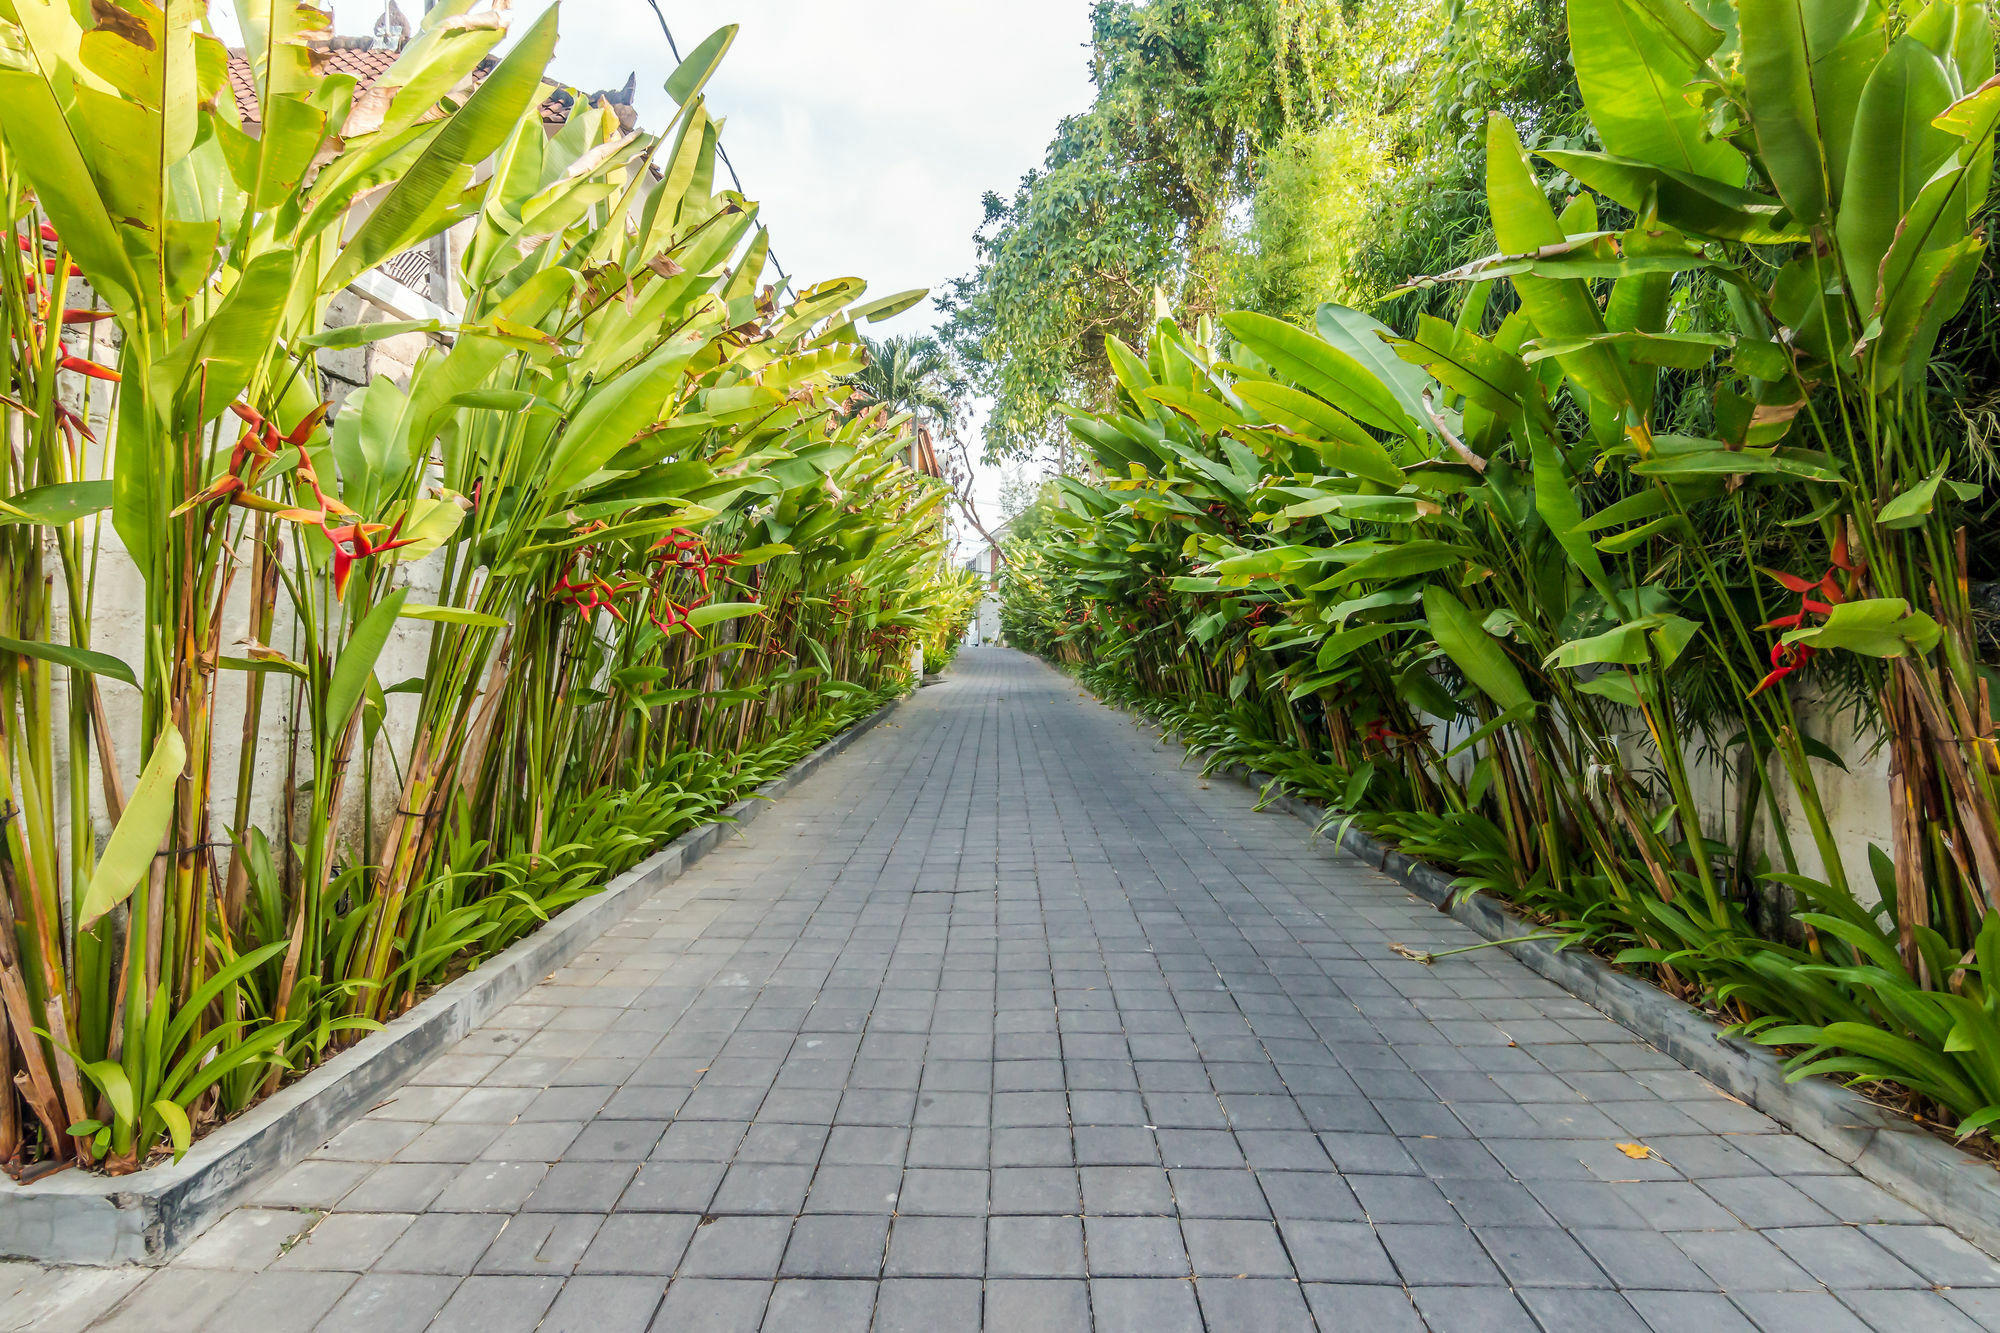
[0, 0, 557, 1170]
[0, 1, 966, 1173]
[1002, 0, 2000, 1136]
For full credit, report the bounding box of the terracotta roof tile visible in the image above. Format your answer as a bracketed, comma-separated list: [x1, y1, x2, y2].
[226, 47, 569, 128]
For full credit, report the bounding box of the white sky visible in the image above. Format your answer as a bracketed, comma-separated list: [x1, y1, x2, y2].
[261, 1, 1092, 545]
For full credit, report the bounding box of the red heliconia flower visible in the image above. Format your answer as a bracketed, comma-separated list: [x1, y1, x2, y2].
[1751, 640, 1819, 698]
[183, 405, 337, 517]
[231, 423, 282, 475]
[1758, 598, 1833, 632]
[1364, 716, 1414, 748]
[649, 597, 704, 638]
[552, 572, 642, 622]
[1753, 530, 1862, 697]
[649, 527, 743, 598]
[53, 404, 95, 447]
[326, 517, 420, 596]
[652, 526, 704, 568]
[291, 439, 354, 521]
[58, 353, 119, 382]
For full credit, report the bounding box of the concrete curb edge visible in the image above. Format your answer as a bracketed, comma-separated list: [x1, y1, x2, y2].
[0, 693, 907, 1266]
[1096, 686, 2000, 1256]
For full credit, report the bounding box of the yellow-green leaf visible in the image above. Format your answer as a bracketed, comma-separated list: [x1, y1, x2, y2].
[396, 603, 507, 629]
[1423, 585, 1534, 714]
[686, 602, 767, 628]
[1568, 0, 1744, 181]
[78, 724, 185, 930]
[153, 1099, 193, 1160]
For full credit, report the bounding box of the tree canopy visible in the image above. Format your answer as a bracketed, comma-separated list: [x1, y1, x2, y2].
[941, 0, 1582, 462]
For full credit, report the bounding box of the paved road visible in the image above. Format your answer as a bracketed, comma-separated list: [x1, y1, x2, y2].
[10, 646, 2000, 1332]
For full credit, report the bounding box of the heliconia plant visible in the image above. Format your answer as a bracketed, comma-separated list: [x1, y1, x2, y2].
[0, 1, 969, 1174]
[1005, 0, 2000, 1137]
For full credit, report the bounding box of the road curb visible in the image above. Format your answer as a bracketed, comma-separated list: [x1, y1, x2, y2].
[1091, 683, 2000, 1257]
[0, 693, 905, 1266]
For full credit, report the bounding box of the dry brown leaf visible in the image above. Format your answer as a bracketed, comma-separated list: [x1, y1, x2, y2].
[1748, 399, 1806, 429]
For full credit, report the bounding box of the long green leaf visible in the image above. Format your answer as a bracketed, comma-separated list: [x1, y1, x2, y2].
[1424, 585, 1534, 714]
[1324, 541, 1472, 590]
[1313, 303, 1434, 428]
[1738, 0, 1832, 225]
[327, 589, 408, 737]
[1486, 116, 1632, 411]
[546, 331, 712, 492]
[162, 940, 292, 1059]
[1540, 149, 1808, 243]
[1838, 36, 1958, 316]
[1221, 311, 1417, 437]
[0, 41, 142, 315]
[0, 481, 114, 527]
[397, 603, 508, 629]
[686, 602, 767, 628]
[1531, 434, 1616, 599]
[1569, 0, 1744, 181]
[1782, 597, 1942, 656]
[665, 25, 738, 106]
[302, 319, 446, 351]
[78, 724, 186, 929]
[152, 248, 294, 414]
[0, 634, 138, 688]
[1232, 382, 1404, 485]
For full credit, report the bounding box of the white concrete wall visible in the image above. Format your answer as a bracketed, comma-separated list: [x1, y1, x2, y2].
[1677, 696, 1891, 903]
[964, 593, 1001, 647]
[1418, 689, 1890, 905]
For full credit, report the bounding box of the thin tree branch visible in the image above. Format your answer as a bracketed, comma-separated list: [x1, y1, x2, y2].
[1422, 388, 1488, 474]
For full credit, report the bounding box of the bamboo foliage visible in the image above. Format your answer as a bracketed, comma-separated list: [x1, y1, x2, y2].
[1006, 0, 2000, 1136]
[0, 0, 968, 1174]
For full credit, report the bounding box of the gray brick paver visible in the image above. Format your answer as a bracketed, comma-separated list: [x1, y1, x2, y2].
[34, 648, 2000, 1332]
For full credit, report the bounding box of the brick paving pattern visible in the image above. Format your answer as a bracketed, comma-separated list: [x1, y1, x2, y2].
[11, 646, 2000, 1330]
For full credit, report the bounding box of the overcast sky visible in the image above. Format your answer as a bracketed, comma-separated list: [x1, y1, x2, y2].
[266, 1, 1095, 538]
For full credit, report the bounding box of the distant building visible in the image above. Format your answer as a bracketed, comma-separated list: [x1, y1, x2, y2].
[963, 517, 1010, 646]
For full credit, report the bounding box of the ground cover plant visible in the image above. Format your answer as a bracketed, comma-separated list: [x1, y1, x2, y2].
[0, 0, 970, 1174]
[1003, 0, 2000, 1140]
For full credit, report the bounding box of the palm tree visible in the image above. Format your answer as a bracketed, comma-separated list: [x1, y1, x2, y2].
[843, 334, 1004, 546]
[845, 333, 959, 431]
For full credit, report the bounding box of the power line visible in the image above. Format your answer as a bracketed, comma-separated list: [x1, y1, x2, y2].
[643, 0, 793, 297]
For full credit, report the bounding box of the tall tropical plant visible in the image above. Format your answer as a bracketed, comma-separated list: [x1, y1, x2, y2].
[1007, 0, 2000, 1137]
[0, 1, 960, 1173]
